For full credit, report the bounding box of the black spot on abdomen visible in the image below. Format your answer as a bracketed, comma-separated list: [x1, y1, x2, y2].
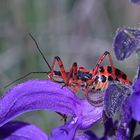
[101, 75, 106, 83]
[99, 66, 105, 73]
[108, 76, 113, 81]
[107, 66, 112, 74]
[115, 69, 121, 76]
[122, 73, 127, 80]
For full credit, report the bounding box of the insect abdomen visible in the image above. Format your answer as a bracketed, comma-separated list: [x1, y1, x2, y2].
[87, 66, 131, 107]
[93, 66, 131, 91]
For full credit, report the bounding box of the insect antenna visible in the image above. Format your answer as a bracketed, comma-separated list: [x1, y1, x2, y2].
[5, 33, 52, 88]
[29, 33, 51, 71]
[4, 71, 49, 88]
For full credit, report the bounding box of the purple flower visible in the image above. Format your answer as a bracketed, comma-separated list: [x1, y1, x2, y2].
[0, 80, 103, 140]
[115, 97, 132, 140]
[130, 67, 140, 121]
[74, 130, 99, 140]
[113, 27, 140, 60]
[103, 82, 132, 139]
[130, 0, 140, 4]
[0, 121, 48, 140]
[104, 82, 131, 118]
[1, 74, 139, 140]
[104, 66, 140, 140]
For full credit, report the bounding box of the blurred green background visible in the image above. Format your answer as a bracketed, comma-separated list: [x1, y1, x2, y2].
[0, 0, 140, 137]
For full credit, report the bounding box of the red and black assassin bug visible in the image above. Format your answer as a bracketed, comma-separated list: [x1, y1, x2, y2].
[6, 34, 131, 95]
[46, 49, 131, 107]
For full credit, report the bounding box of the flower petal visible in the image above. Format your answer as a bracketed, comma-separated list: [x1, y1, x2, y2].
[113, 28, 140, 60]
[0, 80, 80, 126]
[74, 131, 99, 140]
[49, 117, 80, 140]
[77, 100, 103, 129]
[115, 127, 129, 140]
[130, 0, 140, 4]
[130, 78, 140, 121]
[104, 82, 131, 118]
[103, 118, 113, 136]
[130, 67, 140, 121]
[0, 121, 48, 140]
[0, 80, 103, 131]
[130, 92, 140, 121]
[115, 97, 136, 140]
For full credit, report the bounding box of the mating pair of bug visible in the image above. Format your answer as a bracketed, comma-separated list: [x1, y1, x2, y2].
[6, 34, 131, 120]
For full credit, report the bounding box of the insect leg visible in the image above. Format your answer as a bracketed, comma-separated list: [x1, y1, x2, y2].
[91, 51, 115, 79]
[66, 62, 81, 93]
[4, 71, 49, 88]
[66, 62, 77, 84]
[48, 56, 67, 82]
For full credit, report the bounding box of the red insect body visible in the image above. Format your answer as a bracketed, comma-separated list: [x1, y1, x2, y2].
[27, 35, 131, 107]
[48, 51, 131, 95]
[46, 51, 132, 121]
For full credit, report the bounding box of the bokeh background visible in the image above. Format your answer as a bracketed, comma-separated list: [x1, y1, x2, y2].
[0, 0, 140, 137]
